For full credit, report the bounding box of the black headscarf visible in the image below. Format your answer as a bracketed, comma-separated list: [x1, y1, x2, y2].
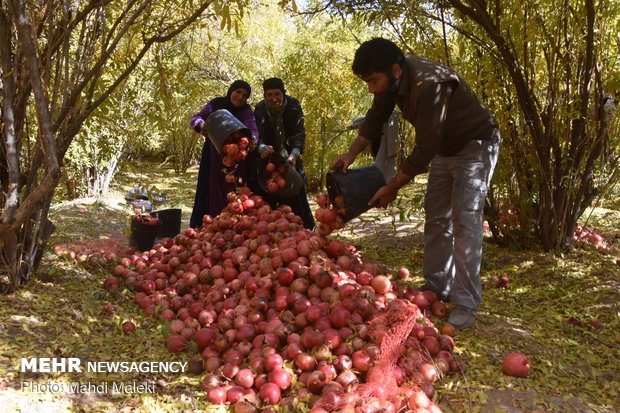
[210, 80, 252, 116]
[227, 80, 251, 98]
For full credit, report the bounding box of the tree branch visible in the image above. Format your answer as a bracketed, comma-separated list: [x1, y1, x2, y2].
[54, 0, 150, 132]
[42, 0, 113, 67]
[0, 9, 20, 223]
[0, 1, 62, 240]
[59, 1, 215, 155]
[7, 0, 60, 175]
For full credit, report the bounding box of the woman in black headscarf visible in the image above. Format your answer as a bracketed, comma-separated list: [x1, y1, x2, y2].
[189, 80, 258, 227]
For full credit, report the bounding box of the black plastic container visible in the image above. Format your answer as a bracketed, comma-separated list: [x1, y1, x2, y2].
[257, 153, 303, 198]
[205, 109, 252, 153]
[326, 164, 386, 222]
[150, 208, 182, 238]
[130, 219, 160, 251]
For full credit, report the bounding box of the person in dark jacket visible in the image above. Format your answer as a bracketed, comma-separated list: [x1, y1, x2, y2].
[189, 80, 258, 228]
[254, 78, 315, 229]
[331, 38, 501, 330]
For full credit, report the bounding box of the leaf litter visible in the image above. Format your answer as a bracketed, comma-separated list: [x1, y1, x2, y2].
[0, 164, 618, 412]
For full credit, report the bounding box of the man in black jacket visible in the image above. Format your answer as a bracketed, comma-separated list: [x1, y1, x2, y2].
[254, 78, 315, 229]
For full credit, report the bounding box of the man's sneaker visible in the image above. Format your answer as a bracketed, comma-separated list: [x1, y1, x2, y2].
[447, 306, 477, 330]
[417, 284, 451, 302]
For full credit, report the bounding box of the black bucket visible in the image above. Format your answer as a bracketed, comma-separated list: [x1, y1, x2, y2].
[326, 164, 386, 222]
[150, 208, 182, 238]
[130, 219, 160, 251]
[205, 109, 252, 153]
[257, 153, 303, 198]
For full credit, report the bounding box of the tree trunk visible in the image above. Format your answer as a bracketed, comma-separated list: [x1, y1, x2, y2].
[84, 149, 122, 197]
[0, 0, 222, 291]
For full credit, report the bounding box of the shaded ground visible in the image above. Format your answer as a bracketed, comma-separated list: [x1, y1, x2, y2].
[337, 205, 620, 413]
[0, 165, 619, 412]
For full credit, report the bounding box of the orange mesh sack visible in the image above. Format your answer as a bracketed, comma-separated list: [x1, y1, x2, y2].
[315, 299, 445, 412]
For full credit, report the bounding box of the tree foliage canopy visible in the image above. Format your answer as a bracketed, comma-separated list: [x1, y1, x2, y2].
[316, 0, 620, 250]
[0, 0, 248, 291]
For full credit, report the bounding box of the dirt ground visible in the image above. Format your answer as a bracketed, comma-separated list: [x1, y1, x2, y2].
[0, 167, 618, 412]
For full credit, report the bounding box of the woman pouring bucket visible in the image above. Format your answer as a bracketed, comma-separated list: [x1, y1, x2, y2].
[189, 80, 258, 228]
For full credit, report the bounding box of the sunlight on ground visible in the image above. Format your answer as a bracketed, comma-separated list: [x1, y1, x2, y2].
[338, 208, 425, 240]
[50, 196, 127, 212]
[0, 388, 72, 413]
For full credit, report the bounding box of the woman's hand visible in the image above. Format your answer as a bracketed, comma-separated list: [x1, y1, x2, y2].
[199, 120, 208, 136]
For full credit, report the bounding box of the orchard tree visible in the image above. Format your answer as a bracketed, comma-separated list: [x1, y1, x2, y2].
[276, 15, 372, 191]
[145, 41, 202, 174]
[316, 0, 619, 250]
[0, 0, 247, 292]
[63, 76, 157, 197]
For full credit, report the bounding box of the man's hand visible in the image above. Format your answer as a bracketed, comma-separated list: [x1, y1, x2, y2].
[368, 185, 398, 208]
[199, 120, 208, 135]
[330, 135, 371, 173]
[260, 145, 274, 158]
[330, 152, 356, 173]
[368, 170, 414, 208]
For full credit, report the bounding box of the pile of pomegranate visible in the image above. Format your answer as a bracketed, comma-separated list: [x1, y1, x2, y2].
[573, 224, 617, 251]
[486, 211, 617, 253]
[105, 187, 463, 412]
[54, 242, 119, 265]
